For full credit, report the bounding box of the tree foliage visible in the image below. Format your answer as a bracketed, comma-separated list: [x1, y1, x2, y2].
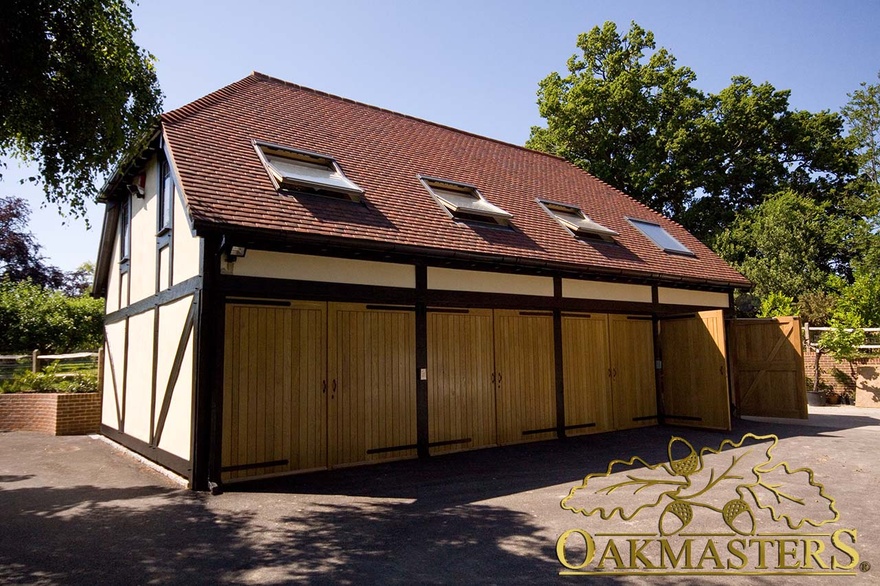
[528, 22, 704, 222]
[714, 190, 855, 300]
[0, 196, 64, 288]
[0, 279, 104, 353]
[842, 71, 880, 192]
[528, 21, 857, 241]
[0, 0, 162, 218]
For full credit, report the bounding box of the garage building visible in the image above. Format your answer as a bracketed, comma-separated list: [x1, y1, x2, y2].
[93, 73, 751, 490]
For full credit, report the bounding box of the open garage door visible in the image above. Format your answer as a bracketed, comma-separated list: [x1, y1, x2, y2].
[659, 310, 731, 430]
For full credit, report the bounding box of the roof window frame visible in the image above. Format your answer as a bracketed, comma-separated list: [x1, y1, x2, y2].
[626, 217, 696, 257]
[537, 199, 619, 243]
[254, 140, 363, 202]
[419, 175, 513, 227]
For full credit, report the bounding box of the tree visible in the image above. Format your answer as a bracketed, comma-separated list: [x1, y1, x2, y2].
[714, 190, 855, 300]
[0, 0, 162, 218]
[842, 71, 880, 192]
[685, 78, 855, 239]
[527, 21, 706, 221]
[528, 22, 857, 241]
[0, 196, 64, 288]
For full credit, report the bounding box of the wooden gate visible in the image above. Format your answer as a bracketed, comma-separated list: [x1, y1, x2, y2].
[659, 311, 731, 430]
[729, 317, 807, 419]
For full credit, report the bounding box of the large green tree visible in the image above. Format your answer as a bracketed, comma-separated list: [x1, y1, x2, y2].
[0, 0, 162, 218]
[714, 190, 857, 300]
[528, 21, 857, 241]
[842, 71, 880, 192]
[527, 22, 705, 221]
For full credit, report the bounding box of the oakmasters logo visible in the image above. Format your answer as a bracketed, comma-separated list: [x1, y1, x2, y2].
[556, 433, 870, 577]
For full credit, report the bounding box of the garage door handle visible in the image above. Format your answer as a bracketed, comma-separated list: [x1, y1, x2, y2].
[322, 380, 327, 394]
[612, 368, 617, 378]
[332, 379, 337, 397]
[497, 373, 503, 383]
[491, 372, 496, 384]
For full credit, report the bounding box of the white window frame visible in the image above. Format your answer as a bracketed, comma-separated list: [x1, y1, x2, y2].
[626, 217, 695, 256]
[419, 175, 513, 226]
[537, 199, 618, 243]
[254, 140, 363, 202]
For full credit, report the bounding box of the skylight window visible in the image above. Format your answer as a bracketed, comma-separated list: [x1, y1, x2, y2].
[420, 176, 512, 226]
[538, 200, 618, 243]
[627, 218, 695, 256]
[255, 141, 363, 202]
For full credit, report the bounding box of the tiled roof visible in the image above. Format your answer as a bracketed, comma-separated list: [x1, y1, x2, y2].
[160, 73, 750, 288]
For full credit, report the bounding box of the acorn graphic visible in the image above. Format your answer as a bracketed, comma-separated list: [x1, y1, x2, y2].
[722, 498, 756, 535]
[659, 500, 694, 535]
[668, 438, 701, 477]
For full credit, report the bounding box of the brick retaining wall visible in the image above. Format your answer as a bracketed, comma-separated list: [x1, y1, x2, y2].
[0, 393, 101, 435]
[803, 349, 880, 407]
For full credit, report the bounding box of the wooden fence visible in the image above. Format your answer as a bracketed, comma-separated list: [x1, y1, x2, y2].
[0, 351, 101, 380]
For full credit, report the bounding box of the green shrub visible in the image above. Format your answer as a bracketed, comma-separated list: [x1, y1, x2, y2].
[0, 279, 103, 353]
[0, 362, 98, 394]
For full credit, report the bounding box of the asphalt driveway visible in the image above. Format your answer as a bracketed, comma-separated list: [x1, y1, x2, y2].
[1, 407, 879, 584]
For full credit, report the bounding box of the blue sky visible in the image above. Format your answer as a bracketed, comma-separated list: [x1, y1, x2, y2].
[5, 0, 879, 272]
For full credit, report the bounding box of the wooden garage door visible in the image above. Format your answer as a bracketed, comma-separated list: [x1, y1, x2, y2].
[328, 303, 417, 466]
[222, 301, 327, 481]
[562, 313, 613, 436]
[729, 317, 807, 419]
[659, 311, 731, 430]
[494, 310, 556, 444]
[427, 309, 496, 455]
[609, 315, 657, 430]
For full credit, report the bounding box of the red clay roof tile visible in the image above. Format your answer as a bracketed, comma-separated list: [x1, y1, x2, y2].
[161, 72, 750, 288]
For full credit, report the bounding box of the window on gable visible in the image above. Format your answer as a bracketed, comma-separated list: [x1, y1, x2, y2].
[120, 198, 131, 263]
[627, 218, 695, 256]
[158, 159, 174, 233]
[538, 200, 618, 243]
[420, 176, 512, 226]
[255, 141, 363, 202]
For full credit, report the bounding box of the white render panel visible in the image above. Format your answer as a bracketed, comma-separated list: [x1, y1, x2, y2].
[562, 279, 652, 303]
[123, 309, 155, 443]
[101, 320, 127, 429]
[232, 251, 415, 288]
[155, 295, 194, 461]
[171, 175, 201, 284]
[658, 287, 730, 308]
[428, 267, 553, 297]
[128, 160, 158, 304]
[104, 202, 123, 313]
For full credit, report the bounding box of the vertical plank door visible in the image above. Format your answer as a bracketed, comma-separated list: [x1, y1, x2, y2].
[427, 308, 496, 455]
[493, 310, 556, 444]
[659, 311, 731, 430]
[729, 316, 807, 419]
[221, 301, 327, 481]
[328, 303, 417, 466]
[608, 315, 658, 430]
[561, 313, 614, 436]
